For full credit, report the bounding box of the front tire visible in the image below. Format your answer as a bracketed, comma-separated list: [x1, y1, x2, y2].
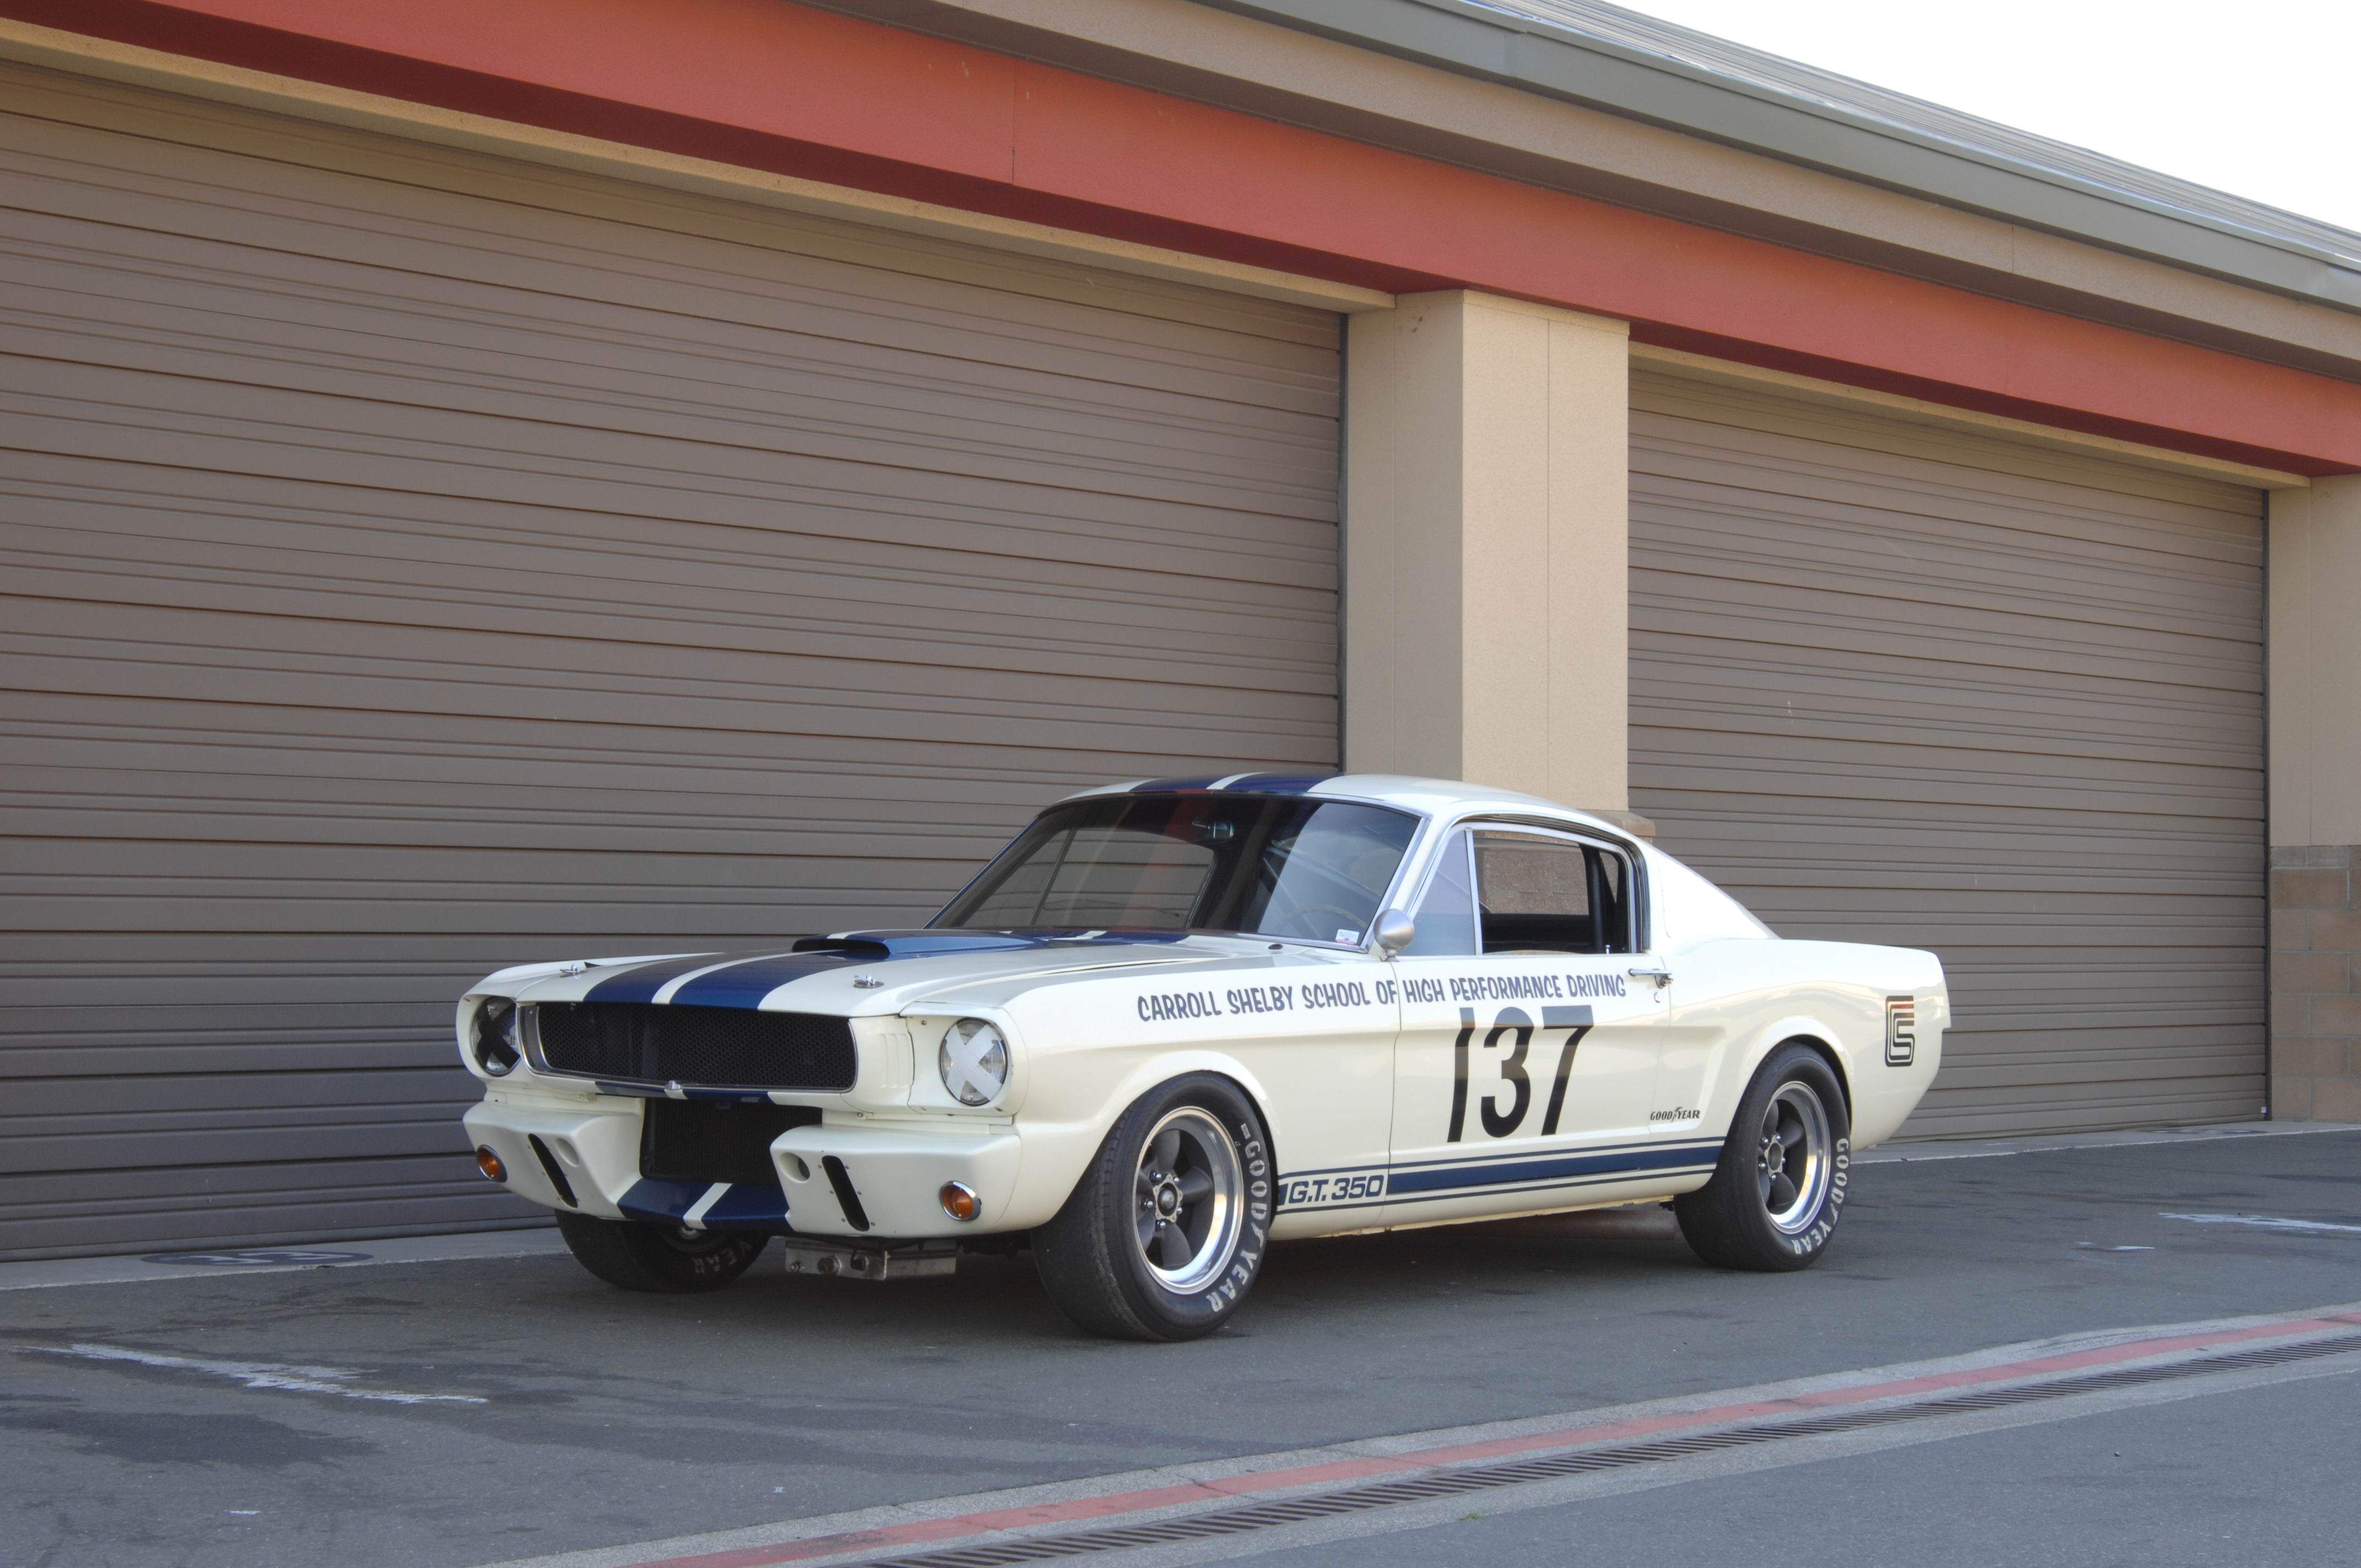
[555, 1212, 768, 1293]
[1033, 1075, 1274, 1341]
[1674, 1043, 1850, 1271]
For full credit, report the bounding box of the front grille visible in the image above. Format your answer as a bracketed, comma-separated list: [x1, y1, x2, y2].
[531, 1003, 857, 1091]
[641, 1100, 820, 1187]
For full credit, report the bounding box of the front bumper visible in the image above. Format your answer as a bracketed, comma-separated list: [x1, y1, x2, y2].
[774, 1122, 1021, 1237]
[464, 1094, 1020, 1239]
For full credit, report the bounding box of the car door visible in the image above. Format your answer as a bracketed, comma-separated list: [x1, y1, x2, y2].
[1382, 824, 1674, 1225]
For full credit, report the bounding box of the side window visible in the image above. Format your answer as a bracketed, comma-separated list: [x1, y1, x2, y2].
[1402, 830, 1479, 956]
[1472, 830, 1631, 954]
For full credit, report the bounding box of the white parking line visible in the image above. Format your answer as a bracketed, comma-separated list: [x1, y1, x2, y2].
[15, 1342, 488, 1405]
[2162, 1212, 2361, 1235]
[0, 1227, 566, 1292]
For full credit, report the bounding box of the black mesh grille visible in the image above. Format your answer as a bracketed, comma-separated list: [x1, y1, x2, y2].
[641, 1101, 820, 1187]
[532, 1003, 856, 1091]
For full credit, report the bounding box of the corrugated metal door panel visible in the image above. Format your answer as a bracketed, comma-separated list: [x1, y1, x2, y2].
[0, 66, 1342, 1260]
[1630, 369, 2264, 1138]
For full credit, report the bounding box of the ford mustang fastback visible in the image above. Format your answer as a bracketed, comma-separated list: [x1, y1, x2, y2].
[459, 774, 1945, 1340]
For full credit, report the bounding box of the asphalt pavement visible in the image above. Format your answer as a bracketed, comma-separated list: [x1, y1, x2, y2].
[3, 1125, 2358, 1568]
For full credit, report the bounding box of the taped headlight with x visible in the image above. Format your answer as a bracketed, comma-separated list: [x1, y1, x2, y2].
[938, 1018, 1009, 1107]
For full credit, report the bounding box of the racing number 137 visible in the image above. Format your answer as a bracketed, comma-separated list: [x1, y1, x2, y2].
[1447, 1006, 1592, 1142]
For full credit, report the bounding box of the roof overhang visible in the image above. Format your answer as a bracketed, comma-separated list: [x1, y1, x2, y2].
[1214, 0, 2361, 315]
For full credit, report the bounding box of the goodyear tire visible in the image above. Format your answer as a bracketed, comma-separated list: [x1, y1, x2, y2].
[554, 1212, 768, 1293]
[1673, 1043, 1851, 1272]
[1033, 1074, 1274, 1341]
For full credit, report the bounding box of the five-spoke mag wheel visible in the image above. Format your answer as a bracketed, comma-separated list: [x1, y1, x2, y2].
[1036, 1074, 1273, 1341]
[1132, 1107, 1244, 1295]
[1755, 1081, 1833, 1234]
[1675, 1042, 1851, 1271]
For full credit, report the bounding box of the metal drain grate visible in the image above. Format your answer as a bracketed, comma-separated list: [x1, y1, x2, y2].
[858, 1332, 2361, 1567]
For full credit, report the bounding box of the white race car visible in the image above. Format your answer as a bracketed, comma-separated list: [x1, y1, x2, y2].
[459, 775, 1945, 1340]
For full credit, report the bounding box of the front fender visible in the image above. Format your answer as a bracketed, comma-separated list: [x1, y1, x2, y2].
[992, 1048, 1282, 1232]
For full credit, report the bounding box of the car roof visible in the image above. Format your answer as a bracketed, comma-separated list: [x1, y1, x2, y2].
[1054, 772, 1633, 841]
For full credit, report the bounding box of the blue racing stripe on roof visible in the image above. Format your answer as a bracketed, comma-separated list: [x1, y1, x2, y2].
[583, 952, 737, 1003]
[1217, 772, 1336, 794]
[667, 950, 859, 1008]
[1385, 1142, 1722, 1196]
[1130, 776, 1226, 793]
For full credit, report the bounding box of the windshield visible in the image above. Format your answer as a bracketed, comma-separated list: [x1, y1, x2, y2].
[934, 794, 1420, 945]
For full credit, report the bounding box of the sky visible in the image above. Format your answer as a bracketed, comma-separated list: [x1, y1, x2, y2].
[1615, 0, 2361, 238]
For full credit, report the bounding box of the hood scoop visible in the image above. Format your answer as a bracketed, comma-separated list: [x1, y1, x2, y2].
[792, 930, 1194, 962]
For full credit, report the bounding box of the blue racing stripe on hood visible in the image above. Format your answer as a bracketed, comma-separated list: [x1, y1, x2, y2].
[668, 951, 861, 1008]
[618, 930, 1198, 1010]
[583, 952, 737, 1003]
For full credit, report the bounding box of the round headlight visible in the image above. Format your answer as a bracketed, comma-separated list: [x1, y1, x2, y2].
[938, 1018, 1008, 1107]
[472, 998, 519, 1076]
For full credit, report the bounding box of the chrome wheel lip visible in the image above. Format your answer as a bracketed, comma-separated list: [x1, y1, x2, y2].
[1133, 1107, 1244, 1295]
[1758, 1082, 1832, 1234]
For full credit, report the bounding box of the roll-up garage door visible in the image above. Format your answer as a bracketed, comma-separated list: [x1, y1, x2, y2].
[0, 66, 1342, 1260]
[1630, 368, 2265, 1137]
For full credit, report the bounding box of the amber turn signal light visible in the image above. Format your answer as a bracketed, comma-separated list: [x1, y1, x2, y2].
[476, 1145, 507, 1183]
[939, 1180, 980, 1221]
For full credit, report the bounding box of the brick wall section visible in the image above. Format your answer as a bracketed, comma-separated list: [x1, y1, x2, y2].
[2271, 846, 2361, 1120]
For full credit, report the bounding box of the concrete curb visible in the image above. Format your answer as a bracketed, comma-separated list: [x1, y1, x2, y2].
[1854, 1119, 2361, 1165]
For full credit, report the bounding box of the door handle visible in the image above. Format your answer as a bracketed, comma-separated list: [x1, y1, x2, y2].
[1626, 962, 1672, 986]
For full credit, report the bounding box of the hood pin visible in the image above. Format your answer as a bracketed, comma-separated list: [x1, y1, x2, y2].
[851, 973, 884, 988]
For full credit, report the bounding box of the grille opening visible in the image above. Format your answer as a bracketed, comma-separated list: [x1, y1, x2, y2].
[641, 1100, 820, 1188]
[527, 1135, 578, 1207]
[822, 1155, 872, 1232]
[534, 1002, 856, 1091]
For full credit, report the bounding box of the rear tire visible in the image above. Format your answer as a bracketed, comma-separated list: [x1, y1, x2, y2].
[1674, 1043, 1850, 1271]
[555, 1212, 768, 1293]
[1033, 1074, 1273, 1341]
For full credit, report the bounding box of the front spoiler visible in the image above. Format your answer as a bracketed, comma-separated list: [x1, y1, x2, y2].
[464, 1095, 1020, 1239]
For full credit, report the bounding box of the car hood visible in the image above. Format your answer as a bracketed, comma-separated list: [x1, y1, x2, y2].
[493, 930, 1236, 1012]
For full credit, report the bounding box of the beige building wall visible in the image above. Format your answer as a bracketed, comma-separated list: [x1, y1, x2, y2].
[1343, 291, 1630, 809]
[2268, 476, 2361, 1121]
[2269, 478, 2361, 850]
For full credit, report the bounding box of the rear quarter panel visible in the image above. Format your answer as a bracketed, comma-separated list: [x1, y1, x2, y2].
[1672, 938, 1946, 1150]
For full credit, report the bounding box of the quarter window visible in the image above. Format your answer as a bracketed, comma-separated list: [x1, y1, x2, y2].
[1471, 830, 1632, 955]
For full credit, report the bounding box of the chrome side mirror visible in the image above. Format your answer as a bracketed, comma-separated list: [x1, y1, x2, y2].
[1372, 908, 1416, 957]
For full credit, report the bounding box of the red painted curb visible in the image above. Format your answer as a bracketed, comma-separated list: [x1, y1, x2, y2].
[612, 1308, 2361, 1568]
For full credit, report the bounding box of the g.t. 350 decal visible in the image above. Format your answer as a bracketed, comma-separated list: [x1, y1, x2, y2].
[1448, 1005, 1594, 1142]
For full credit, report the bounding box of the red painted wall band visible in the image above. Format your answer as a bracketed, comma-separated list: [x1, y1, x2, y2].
[8, 0, 2355, 474]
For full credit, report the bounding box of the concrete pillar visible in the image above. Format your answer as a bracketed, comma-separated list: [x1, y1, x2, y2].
[2267, 475, 2361, 1121]
[1343, 291, 1630, 809]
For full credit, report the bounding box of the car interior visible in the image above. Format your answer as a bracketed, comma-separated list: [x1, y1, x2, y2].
[1407, 826, 1634, 956]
